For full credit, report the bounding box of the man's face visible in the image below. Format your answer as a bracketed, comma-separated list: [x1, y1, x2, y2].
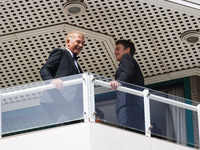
[66, 33, 85, 55]
[114, 44, 130, 61]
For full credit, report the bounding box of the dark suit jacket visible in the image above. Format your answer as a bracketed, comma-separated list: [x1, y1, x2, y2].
[115, 54, 144, 86]
[40, 48, 82, 81]
[115, 53, 144, 111]
[39, 48, 83, 104]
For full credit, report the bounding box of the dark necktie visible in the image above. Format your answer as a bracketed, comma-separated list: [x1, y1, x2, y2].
[73, 55, 80, 73]
[74, 55, 79, 61]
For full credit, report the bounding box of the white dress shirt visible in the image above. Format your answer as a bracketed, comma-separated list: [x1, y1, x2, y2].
[66, 48, 80, 73]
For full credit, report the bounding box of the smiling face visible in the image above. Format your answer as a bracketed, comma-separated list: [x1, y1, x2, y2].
[66, 32, 85, 56]
[114, 44, 130, 61]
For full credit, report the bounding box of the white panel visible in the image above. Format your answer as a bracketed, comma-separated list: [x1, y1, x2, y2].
[0, 123, 91, 150]
[0, 123, 198, 150]
[90, 123, 197, 150]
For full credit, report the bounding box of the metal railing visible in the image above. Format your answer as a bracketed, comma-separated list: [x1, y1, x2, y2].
[0, 73, 199, 147]
[93, 79, 199, 140]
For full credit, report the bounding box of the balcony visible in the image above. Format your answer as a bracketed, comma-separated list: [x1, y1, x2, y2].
[0, 73, 199, 149]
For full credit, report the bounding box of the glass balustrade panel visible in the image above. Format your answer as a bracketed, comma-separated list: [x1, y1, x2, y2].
[94, 74, 145, 133]
[93, 74, 199, 148]
[1, 74, 84, 136]
[149, 89, 199, 148]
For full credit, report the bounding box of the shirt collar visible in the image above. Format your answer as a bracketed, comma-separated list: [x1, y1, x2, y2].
[66, 48, 74, 58]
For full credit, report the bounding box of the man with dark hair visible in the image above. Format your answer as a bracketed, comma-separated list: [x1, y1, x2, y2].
[110, 39, 145, 131]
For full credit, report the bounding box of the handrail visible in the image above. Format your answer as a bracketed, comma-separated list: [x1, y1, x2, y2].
[0, 74, 199, 146]
[149, 94, 197, 111]
[94, 80, 144, 97]
[94, 79, 197, 112]
[1, 78, 83, 99]
[94, 78, 200, 145]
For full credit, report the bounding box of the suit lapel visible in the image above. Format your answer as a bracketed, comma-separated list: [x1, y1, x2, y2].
[65, 50, 80, 74]
[115, 63, 121, 79]
[77, 63, 83, 73]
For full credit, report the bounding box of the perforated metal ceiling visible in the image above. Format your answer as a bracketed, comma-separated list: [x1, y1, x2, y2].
[0, 0, 200, 89]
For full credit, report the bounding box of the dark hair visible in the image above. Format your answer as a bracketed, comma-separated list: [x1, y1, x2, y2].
[115, 40, 136, 56]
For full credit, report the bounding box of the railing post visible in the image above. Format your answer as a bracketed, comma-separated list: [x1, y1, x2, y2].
[0, 91, 2, 138]
[143, 89, 151, 137]
[196, 104, 200, 146]
[82, 73, 95, 123]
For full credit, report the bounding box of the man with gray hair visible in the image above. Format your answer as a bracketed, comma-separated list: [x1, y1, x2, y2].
[40, 30, 85, 123]
[40, 30, 85, 84]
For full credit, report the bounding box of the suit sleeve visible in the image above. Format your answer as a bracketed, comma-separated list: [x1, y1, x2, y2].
[40, 48, 62, 80]
[116, 54, 135, 82]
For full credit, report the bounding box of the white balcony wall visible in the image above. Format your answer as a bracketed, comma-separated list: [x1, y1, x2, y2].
[0, 122, 198, 150]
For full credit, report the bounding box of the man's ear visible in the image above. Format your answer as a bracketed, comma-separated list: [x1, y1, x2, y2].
[66, 39, 70, 46]
[125, 47, 130, 54]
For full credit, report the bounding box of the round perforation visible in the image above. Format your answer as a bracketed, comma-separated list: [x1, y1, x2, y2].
[79, 38, 116, 78]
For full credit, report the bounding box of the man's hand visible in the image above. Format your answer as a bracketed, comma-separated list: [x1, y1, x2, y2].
[110, 81, 121, 90]
[51, 78, 63, 89]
